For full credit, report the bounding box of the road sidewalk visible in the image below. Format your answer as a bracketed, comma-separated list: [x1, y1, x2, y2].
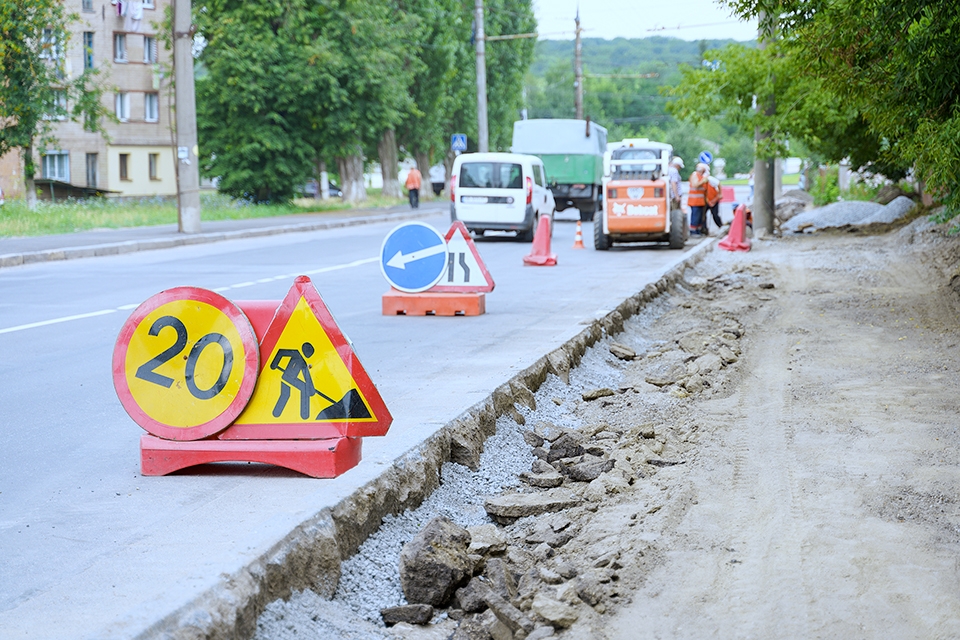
[0, 201, 443, 268]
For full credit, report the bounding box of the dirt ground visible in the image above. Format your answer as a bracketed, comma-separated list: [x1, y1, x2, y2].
[256, 215, 960, 640]
[591, 218, 960, 639]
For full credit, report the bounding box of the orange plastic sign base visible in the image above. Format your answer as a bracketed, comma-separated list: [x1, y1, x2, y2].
[382, 290, 485, 316]
[140, 434, 362, 478]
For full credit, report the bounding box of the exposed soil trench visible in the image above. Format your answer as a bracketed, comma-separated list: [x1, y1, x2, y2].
[256, 218, 960, 639]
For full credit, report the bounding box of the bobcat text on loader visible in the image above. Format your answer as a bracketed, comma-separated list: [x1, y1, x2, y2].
[594, 139, 687, 250]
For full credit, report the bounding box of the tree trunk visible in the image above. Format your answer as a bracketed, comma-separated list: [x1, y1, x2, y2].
[337, 151, 366, 203]
[442, 149, 456, 200]
[315, 159, 329, 200]
[23, 145, 37, 210]
[378, 130, 401, 198]
[415, 151, 431, 176]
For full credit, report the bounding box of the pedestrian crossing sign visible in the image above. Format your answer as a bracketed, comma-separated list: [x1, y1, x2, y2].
[222, 277, 392, 440]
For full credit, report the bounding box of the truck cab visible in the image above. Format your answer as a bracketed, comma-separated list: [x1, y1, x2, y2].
[595, 139, 687, 250]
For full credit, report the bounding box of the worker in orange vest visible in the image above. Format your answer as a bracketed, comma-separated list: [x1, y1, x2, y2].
[705, 175, 723, 233]
[688, 163, 708, 236]
[404, 166, 423, 209]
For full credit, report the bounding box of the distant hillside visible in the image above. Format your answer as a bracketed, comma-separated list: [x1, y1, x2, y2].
[530, 37, 752, 83]
[525, 36, 754, 129]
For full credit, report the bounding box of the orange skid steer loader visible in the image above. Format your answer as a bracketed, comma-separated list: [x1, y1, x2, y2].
[594, 139, 687, 250]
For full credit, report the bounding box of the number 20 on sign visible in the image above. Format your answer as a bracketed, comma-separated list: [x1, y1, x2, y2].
[112, 287, 260, 441]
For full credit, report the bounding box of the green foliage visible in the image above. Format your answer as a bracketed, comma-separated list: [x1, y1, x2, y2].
[0, 0, 107, 159]
[810, 166, 839, 207]
[719, 0, 960, 215]
[195, 0, 417, 202]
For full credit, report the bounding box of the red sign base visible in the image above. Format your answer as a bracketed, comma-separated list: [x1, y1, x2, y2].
[140, 434, 362, 478]
[382, 290, 485, 316]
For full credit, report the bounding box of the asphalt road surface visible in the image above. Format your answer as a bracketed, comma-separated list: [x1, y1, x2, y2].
[0, 212, 706, 639]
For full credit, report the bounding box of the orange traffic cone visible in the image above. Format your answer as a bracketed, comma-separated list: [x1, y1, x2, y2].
[572, 221, 585, 249]
[718, 204, 751, 252]
[523, 215, 558, 266]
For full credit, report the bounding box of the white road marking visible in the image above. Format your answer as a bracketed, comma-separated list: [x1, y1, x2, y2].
[0, 257, 379, 335]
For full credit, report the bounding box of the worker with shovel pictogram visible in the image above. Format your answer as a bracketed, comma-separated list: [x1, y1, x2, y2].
[269, 342, 337, 419]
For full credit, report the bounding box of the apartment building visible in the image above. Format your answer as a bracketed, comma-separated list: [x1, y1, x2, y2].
[4, 0, 178, 201]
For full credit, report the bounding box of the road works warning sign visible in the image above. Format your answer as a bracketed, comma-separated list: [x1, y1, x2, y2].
[112, 288, 260, 441]
[430, 220, 495, 293]
[224, 277, 392, 440]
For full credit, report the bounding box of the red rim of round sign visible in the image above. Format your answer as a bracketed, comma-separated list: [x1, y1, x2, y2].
[112, 287, 260, 441]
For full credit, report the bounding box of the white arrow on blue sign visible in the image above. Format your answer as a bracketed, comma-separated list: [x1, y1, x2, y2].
[451, 133, 468, 152]
[698, 150, 713, 165]
[380, 222, 449, 293]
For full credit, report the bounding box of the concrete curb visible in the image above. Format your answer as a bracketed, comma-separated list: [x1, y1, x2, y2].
[139, 238, 719, 640]
[0, 209, 436, 269]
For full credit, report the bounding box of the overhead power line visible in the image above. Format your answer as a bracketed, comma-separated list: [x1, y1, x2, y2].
[585, 73, 659, 79]
[646, 20, 743, 32]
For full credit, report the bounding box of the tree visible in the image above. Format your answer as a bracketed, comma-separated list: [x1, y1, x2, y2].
[0, 0, 108, 207]
[720, 0, 960, 212]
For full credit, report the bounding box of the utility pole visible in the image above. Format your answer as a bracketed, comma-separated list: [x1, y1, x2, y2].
[173, 0, 201, 233]
[574, 11, 583, 120]
[474, 0, 489, 152]
[752, 10, 776, 238]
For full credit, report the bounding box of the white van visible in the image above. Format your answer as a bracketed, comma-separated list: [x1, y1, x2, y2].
[450, 152, 555, 241]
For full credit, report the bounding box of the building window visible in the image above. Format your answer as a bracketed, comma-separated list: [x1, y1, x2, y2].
[143, 0, 155, 7]
[144, 92, 159, 122]
[44, 90, 67, 120]
[83, 32, 94, 69]
[114, 33, 127, 63]
[119, 153, 130, 181]
[143, 36, 157, 64]
[86, 153, 98, 188]
[149, 153, 159, 180]
[40, 29, 62, 60]
[115, 92, 130, 121]
[82, 0, 94, 11]
[42, 152, 70, 182]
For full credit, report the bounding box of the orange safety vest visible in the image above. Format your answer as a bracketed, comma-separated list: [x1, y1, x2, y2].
[404, 169, 422, 190]
[705, 181, 721, 206]
[688, 173, 706, 206]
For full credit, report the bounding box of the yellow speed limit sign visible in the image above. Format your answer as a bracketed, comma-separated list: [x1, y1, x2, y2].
[112, 287, 260, 441]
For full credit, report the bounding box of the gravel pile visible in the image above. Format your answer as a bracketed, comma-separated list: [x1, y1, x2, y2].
[782, 200, 883, 233]
[860, 195, 916, 225]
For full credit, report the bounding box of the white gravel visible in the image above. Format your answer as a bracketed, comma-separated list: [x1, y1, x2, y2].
[861, 195, 916, 224]
[782, 200, 883, 233]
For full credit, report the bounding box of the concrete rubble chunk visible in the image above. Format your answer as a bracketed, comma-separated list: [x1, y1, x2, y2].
[380, 603, 434, 626]
[468, 524, 508, 556]
[456, 578, 493, 613]
[574, 575, 605, 606]
[608, 343, 637, 360]
[484, 490, 582, 524]
[452, 615, 493, 640]
[484, 590, 536, 636]
[531, 593, 579, 629]
[399, 516, 474, 607]
[546, 433, 586, 462]
[522, 431, 545, 448]
[717, 345, 739, 364]
[527, 625, 557, 639]
[531, 459, 555, 474]
[520, 470, 565, 488]
[559, 456, 615, 482]
[483, 557, 519, 601]
[582, 387, 615, 401]
[534, 421, 566, 443]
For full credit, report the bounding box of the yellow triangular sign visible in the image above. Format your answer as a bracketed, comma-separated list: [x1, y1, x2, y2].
[221, 277, 392, 440]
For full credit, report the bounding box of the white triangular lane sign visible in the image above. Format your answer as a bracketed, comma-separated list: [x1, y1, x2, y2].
[430, 221, 495, 293]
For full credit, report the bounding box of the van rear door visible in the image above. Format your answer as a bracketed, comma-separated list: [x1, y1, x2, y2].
[455, 161, 527, 224]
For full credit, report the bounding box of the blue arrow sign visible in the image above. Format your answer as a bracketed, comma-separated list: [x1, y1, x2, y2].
[451, 133, 468, 152]
[699, 150, 714, 165]
[380, 222, 448, 293]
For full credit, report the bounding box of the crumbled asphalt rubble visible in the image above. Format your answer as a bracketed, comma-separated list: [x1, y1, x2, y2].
[254, 257, 773, 640]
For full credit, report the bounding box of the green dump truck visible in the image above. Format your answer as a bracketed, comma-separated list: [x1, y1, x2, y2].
[511, 119, 608, 221]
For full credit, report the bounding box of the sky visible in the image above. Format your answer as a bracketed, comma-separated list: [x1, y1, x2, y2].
[532, 0, 758, 42]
